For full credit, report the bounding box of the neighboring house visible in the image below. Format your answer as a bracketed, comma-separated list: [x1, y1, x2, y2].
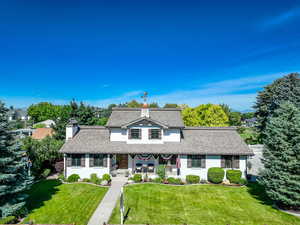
[33, 119, 55, 128]
[60, 107, 253, 179]
[7, 108, 30, 121]
[247, 144, 264, 181]
[11, 128, 34, 139]
[242, 117, 257, 127]
[32, 128, 54, 140]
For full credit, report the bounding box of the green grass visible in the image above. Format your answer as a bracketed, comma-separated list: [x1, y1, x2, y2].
[23, 180, 107, 225]
[109, 183, 300, 225]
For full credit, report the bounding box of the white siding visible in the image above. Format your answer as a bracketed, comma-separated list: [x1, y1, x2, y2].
[178, 155, 247, 180]
[110, 127, 181, 143]
[65, 154, 110, 179]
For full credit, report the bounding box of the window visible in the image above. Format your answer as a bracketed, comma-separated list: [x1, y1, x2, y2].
[129, 129, 141, 139]
[149, 129, 161, 139]
[93, 154, 104, 167]
[222, 156, 239, 168]
[71, 154, 83, 167]
[188, 155, 205, 168]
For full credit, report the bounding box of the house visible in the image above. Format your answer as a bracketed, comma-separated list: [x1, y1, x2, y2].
[33, 119, 56, 128]
[32, 128, 54, 140]
[242, 117, 257, 127]
[7, 108, 30, 121]
[60, 107, 253, 180]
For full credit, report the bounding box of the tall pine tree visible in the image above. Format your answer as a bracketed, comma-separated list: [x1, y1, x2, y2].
[259, 102, 300, 209]
[254, 73, 300, 138]
[0, 101, 33, 218]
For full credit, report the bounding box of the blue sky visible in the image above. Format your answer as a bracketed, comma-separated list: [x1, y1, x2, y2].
[1, 0, 300, 111]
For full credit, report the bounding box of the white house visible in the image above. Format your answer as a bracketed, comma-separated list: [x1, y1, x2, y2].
[60, 107, 253, 180]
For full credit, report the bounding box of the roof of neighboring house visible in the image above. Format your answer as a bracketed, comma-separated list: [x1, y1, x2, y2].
[32, 128, 54, 140]
[34, 119, 56, 127]
[60, 126, 253, 155]
[106, 108, 185, 128]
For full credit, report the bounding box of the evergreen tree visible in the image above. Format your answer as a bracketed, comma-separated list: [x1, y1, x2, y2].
[254, 73, 300, 137]
[0, 101, 33, 218]
[259, 102, 300, 209]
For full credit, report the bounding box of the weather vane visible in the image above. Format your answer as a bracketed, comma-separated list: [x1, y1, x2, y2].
[141, 92, 148, 102]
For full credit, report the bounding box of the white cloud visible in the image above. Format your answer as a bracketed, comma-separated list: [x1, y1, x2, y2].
[260, 7, 300, 28]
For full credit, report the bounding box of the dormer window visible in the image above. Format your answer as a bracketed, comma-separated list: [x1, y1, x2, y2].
[129, 129, 141, 139]
[149, 129, 161, 139]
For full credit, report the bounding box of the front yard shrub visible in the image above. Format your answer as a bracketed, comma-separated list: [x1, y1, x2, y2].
[82, 178, 90, 182]
[238, 178, 248, 185]
[186, 175, 200, 184]
[156, 165, 165, 179]
[41, 168, 51, 178]
[102, 173, 111, 181]
[58, 173, 65, 181]
[167, 177, 182, 185]
[0, 216, 16, 224]
[133, 174, 142, 183]
[153, 177, 163, 183]
[90, 173, 99, 183]
[208, 167, 224, 184]
[226, 170, 242, 184]
[67, 174, 80, 182]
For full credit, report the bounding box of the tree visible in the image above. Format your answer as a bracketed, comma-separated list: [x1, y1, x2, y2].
[27, 102, 59, 123]
[0, 101, 33, 218]
[182, 104, 229, 127]
[241, 112, 255, 120]
[126, 100, 141, 108]
[254, 73, 300, 136]
[220, 104, 241, 126]
[163, 103, 178, 108]
[22, 136, 63, 177]
[259, 102, 300, 209]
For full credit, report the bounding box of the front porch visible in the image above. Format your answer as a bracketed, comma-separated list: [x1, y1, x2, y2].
[110, 154, 180, 177]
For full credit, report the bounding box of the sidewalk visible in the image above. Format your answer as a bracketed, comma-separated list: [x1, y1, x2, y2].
[88, 177, 127, 225]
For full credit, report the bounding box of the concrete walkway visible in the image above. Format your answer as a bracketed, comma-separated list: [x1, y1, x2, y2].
[88, 177, 127, 225]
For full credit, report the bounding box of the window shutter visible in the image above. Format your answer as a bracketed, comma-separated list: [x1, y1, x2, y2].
[221, 156, 225, 168]
[201, 155, 206, 168]
[128, 129, 131, 139]
[158, 129, 162, 139]
[149, 129, 152, 139]
[138, 129, 142, 139]
[234, 156, 240, 168]
[89, 154, 94, 167]
[81, 155, 85, 167]
[103, 154, 107, 167]
[67, 154, 72, 167]
[187, 155, 192, 168]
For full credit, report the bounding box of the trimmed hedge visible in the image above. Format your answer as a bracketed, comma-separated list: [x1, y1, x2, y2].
[102, 173, 111, 181]
[67, 174, 80, 182]
[0, 216, 16, 224]
[167, 177, 182, 185]
[153, 177, 163, 183]
[238, 178, 248, 185]
[208, 167, 224, 184]
[226, 170, 242, 184]
[133, 174, 142, 183]
[186, 175, 200, 184]
[90, 173, 101, 184]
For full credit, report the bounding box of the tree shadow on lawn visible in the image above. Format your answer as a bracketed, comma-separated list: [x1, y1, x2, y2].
[247, 181, 274, 206]
[25, 179, 61, 213]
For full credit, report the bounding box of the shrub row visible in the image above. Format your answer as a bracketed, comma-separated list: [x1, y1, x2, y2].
[0, 216, 16, 224]
[66, 173, 111, 184]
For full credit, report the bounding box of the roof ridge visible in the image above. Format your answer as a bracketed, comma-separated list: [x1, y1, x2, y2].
[184, 126, 237, 130]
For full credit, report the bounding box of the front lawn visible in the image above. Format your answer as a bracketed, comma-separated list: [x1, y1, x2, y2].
[109, 183, 300, 225]
[23, 180, 107, 225]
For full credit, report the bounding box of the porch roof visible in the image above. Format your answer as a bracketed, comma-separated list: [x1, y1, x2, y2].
[60, 126, 253, 156]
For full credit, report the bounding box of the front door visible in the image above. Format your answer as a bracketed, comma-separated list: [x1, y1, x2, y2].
[116, 154, 128, 169]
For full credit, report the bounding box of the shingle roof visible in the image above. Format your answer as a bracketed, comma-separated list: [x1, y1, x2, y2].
[60, 126, 253, 155]
[106, 108, 185, 128]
